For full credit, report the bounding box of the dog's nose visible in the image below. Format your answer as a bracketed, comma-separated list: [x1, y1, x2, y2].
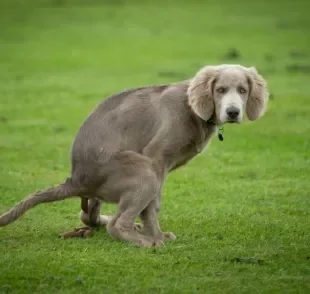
[226, 107, 240, 119]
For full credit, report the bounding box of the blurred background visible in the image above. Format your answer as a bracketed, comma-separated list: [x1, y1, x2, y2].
[1, 0, 309, 183]
[1, 0, 309, 116]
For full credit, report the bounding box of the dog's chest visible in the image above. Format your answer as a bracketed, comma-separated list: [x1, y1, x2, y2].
[169, 125, 217, 171]
[169, 148, 198, 171]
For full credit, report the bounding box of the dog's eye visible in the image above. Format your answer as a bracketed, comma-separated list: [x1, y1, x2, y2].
[217, 87, 226, 93]
[239, 87, 246, 94]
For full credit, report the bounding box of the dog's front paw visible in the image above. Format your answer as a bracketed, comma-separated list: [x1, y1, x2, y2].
[135, 239, 165, 247]
[163, 232, 176, 240]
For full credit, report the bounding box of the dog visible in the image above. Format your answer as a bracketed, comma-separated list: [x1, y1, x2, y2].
[0, 64, 269, 247]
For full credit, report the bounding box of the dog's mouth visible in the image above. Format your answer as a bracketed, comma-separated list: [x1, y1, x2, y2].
[227, 119, 240, 124]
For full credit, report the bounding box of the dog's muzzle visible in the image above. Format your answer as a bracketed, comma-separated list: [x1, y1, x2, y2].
[226, 106, 240, 122]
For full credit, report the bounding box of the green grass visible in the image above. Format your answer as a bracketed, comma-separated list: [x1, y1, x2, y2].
[0, 0, 310, 293]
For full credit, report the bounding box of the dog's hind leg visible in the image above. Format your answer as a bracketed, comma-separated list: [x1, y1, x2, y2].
[61, 198, 111, 239]
[107, 193, 164, 247]
[79, 198, 112, 227]
[105, 151, 165, 247]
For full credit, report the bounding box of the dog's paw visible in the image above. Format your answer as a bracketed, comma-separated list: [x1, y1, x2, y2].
[163, 232, 176, 240]
[135, 238, 165, 247]
[152, 239, 165, 247]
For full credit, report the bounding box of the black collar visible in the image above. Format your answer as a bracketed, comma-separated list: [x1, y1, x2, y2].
[206, 118, 217, 126]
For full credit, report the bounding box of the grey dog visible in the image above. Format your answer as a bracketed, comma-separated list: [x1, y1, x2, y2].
[0, 64, 269, 247]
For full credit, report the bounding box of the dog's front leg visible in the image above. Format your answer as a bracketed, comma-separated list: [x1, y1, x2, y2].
[139, 194, 176, 241]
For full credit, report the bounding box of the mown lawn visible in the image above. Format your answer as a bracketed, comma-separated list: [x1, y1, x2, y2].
[0, 0, 309, 293]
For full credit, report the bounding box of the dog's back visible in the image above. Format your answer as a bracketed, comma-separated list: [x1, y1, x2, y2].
[70, 85, 173, 186]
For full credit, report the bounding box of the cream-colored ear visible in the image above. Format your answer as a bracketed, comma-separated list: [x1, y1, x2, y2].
[187, 66, 218, 121]
[246, 67, 269, 121]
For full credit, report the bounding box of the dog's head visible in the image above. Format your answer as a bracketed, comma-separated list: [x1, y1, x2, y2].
[187, 64, 269, 124]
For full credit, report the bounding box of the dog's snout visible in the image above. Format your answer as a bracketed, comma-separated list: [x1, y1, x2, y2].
[226, 107, 240, 119]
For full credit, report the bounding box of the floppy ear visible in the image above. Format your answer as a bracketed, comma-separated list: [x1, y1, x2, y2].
[187, 66, 217, 121]
[246, 67, 269, 121]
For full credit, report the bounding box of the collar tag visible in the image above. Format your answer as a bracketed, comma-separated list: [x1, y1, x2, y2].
[218, 126, 224, 141]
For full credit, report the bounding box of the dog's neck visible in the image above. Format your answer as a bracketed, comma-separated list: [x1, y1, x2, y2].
[206, 117, 217, 126]
[205, 115, 224, 142]
[188, 104, 224, 142]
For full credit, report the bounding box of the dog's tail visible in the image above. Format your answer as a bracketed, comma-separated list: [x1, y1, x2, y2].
[0, 178, 81, 226]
